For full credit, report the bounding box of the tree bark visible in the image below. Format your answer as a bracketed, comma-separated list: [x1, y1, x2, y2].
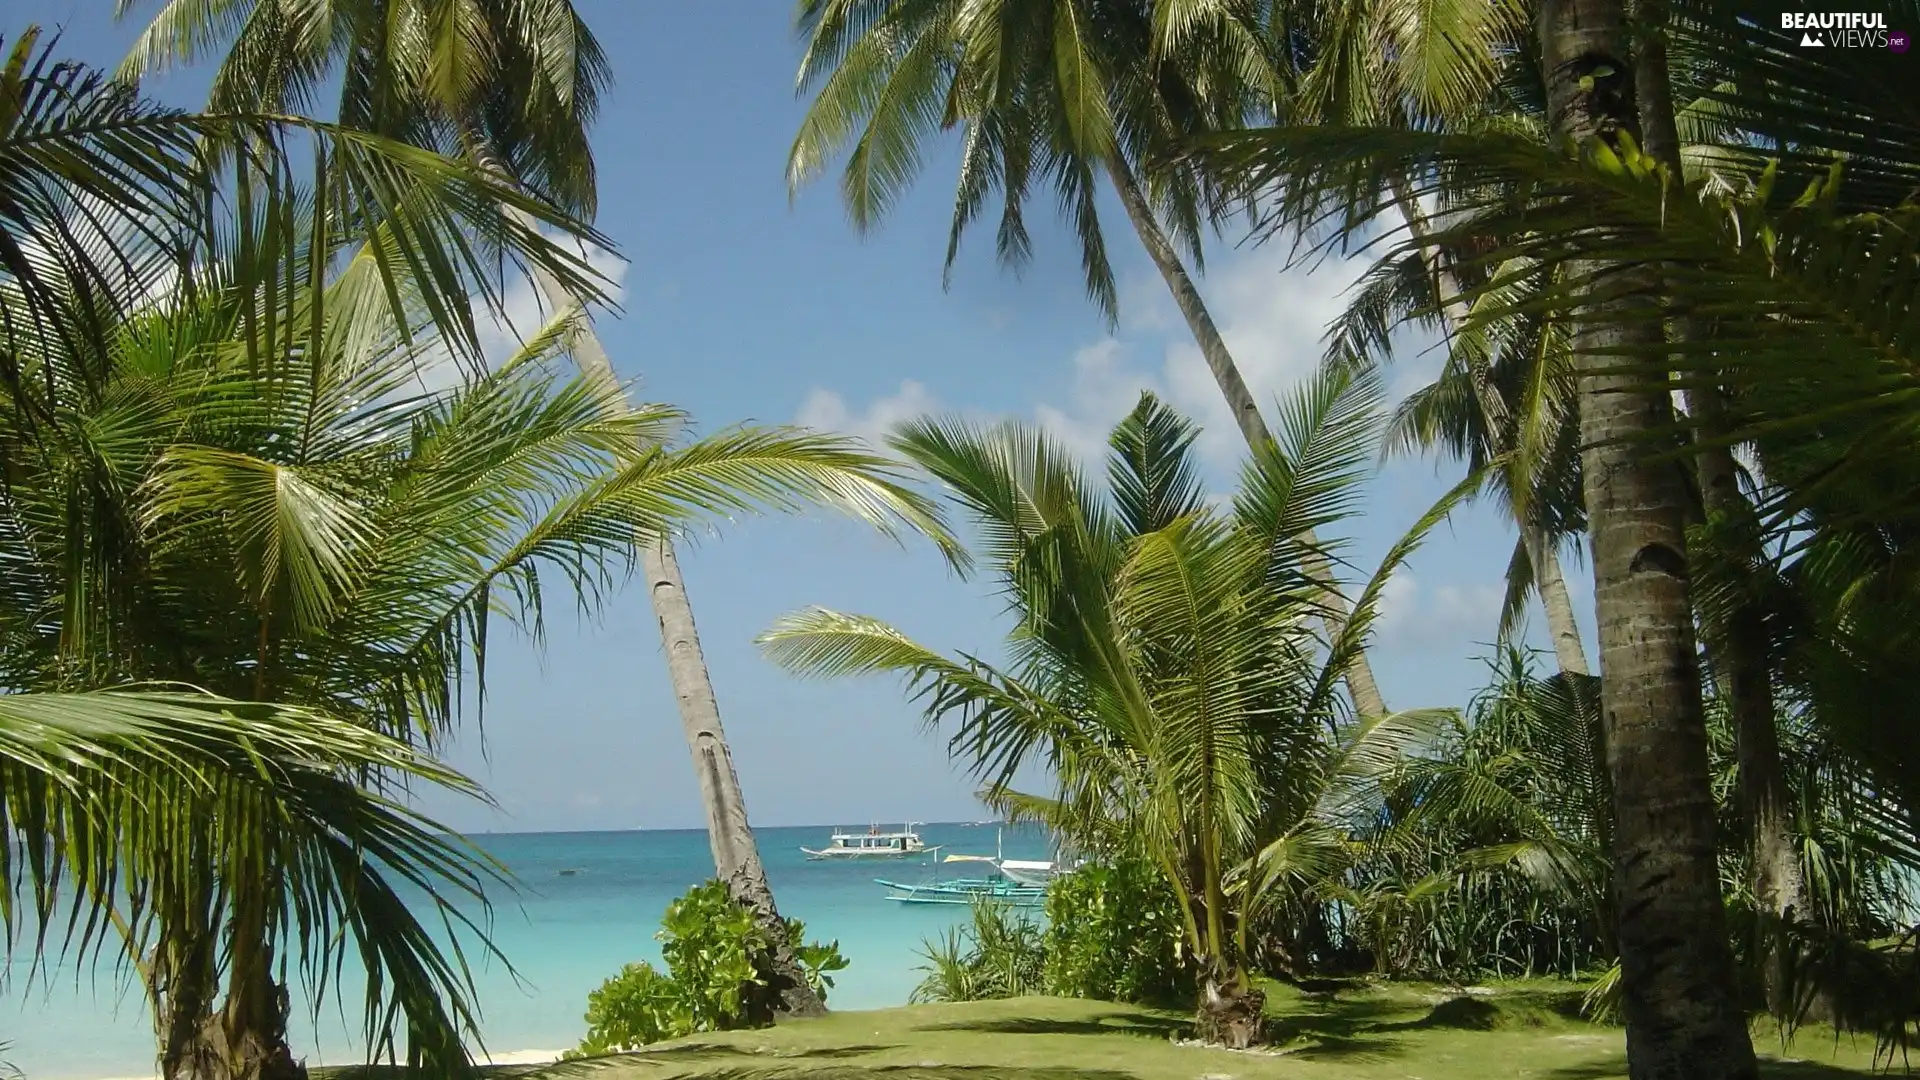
[1103, 156, 1390, 717]
[1532, 531, 1594, 676]
[1195, 968, 1266, 1049]
[642, 539, 827, 1017]
[1628, 8, 1808, 1010]
[511, 223, 827, 1018]
[1537, 1, 1755, 1077]
[1388, 175, 1592, 676]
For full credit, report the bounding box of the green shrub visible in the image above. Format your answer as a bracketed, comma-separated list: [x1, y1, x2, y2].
[572, 880, 848, 1054]
[909, 900, 1046, 1003]
[1042, 859, 1189, 1005]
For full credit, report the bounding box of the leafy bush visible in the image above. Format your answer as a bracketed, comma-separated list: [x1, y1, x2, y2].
[573, 880, 848, 1054]
[909, 900, 1046, 1003]
[1043, 859, 1189, 1005]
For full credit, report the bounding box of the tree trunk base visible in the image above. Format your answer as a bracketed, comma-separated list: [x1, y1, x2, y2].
[1195, 979, 1266, 1049]
[727, 867, 828, 1019]
[162, 1003, 307, 1080]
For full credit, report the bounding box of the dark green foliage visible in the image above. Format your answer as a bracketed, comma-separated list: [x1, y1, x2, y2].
[911, 862, 1191, 1007]
[574, 880, 849, 1054]
[1042, 861, 1190, 1006]
[910, 901, 1047, 1004]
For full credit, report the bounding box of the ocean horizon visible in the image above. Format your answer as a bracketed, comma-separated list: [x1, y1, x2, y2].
[2, 822, 1051, 1080]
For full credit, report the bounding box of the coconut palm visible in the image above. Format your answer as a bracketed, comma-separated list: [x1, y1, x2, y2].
[1187, 0, 1920, 1051]
[112, 0, 879, 1016]
[1258, 0, 1595, 675]
[785, 0, 1392, 718]
[6, 41, 952, 1076]
[0, 26, 603, 406]
[0, 690, 513, 1079]
[759, 371, 1468, 1046]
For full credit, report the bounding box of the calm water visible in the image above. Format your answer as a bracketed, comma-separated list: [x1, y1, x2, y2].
[1, 822, 1050, 1079]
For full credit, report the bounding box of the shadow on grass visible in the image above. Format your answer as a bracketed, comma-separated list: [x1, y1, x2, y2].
[535, 1067, 1136, 1080]
[621, 1045, 901, 1062]
[1542, 1058, 1878, 1079]
[912, 1013, 1188, 1039]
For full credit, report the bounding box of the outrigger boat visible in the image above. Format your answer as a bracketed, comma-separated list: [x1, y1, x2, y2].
[876, 875, 1047, 907]
[802, 823, 938, 860]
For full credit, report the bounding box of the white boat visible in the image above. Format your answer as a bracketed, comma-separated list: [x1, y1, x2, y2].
[802, 824, 939, 860]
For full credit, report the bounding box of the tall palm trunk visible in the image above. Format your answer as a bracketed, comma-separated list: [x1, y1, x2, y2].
[1103, 156, 1389, 717]
[641, 539, 827, 1016]
[1536, 2, 1754, 1077]
[1628, 13, 1806, 1011]
[1388, 176, 1592, 676]
[517, 240, 827, 1018]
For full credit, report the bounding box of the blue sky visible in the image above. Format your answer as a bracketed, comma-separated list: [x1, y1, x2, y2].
[17, 0, 1594, 834]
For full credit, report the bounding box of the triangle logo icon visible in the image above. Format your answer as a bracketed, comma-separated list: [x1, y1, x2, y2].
[1800, 31, 1824, 45]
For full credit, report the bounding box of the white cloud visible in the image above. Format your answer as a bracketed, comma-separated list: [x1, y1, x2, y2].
[1032, 245, 1380, 469]
[795, 379, 942, 449]
[1373, 568, 1507, 649]
[409, 238, 630, 395]
[1033, 340, 1154, 461]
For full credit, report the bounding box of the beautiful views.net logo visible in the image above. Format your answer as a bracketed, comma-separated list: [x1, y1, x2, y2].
[1780, 6, 1909, 48]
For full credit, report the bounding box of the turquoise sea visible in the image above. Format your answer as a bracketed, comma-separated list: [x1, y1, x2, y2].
[2, 822, 1050, 1080]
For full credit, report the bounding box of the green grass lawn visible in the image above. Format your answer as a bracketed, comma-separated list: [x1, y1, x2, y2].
[526, 982, 1889, 1080]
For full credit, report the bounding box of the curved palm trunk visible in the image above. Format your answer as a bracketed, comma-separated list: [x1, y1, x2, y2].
[1537, 2, 1755, 1077]
[1388, 176, 1592, 676]
[1104, 157, 1389, 717]
[518, 242, 827, 1019]
[1629, 19, 1806, 1013]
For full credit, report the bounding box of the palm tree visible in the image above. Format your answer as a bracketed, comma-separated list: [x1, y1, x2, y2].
[785, 0, 1391, 718]
[1271, 0, 1593, 675]
[112, 0, 885, 1016]
[1181, 7, 1795, 1074]
[0, 690, 513, 1080]
[1335, 249, 1592, 675]
[760, 372, 1468, 1045]
[6, 38, 953, 1074]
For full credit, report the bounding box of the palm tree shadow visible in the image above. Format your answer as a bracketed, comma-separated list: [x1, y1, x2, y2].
[625, 1045, 900, 1062]
[911, 1014, 1188, 1039]
[1261, 994, 1413, 1059]
[1542, 1059, 1879, 1079]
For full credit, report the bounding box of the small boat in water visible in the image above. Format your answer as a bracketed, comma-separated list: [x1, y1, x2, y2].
[802, 823, 938, 859]
[876, 876, 1047, 907]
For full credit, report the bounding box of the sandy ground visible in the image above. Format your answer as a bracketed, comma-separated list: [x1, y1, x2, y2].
[91, 1048, 568, 1080]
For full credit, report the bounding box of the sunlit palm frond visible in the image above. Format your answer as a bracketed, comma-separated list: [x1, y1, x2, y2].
[0, 689, 502, 1072]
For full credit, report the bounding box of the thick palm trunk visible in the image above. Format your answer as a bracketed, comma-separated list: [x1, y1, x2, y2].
[1537, 2, 1755, 1077]
[1104, 156, 1389, 717]
[514, 232, 826, 1018]
[1195, 967, 1265, 1049]
[1388, 176, 1592, 676]
[156, 903, 304, 1080]
[1628, 14, 1808, 1006]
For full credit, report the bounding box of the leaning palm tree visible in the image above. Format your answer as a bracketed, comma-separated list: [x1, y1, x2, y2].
[785, 0, 1392, 718]
[113, 0, 869, 1016]
[761, 372, 1467, 1046]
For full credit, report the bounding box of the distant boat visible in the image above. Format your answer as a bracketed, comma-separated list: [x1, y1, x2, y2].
[802, 823, 939, 860]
